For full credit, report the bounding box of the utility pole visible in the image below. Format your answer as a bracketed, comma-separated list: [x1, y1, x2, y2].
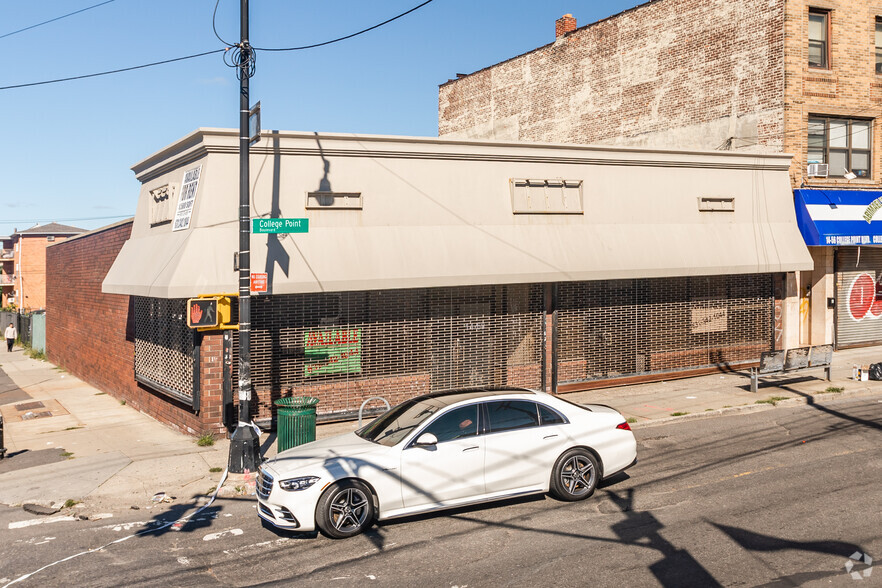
[228, 0, 260, 473]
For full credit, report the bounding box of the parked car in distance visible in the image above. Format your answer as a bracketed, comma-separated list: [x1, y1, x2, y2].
[257, 387, 637, 539]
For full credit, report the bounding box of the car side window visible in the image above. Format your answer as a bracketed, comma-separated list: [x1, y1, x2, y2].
[421, 405, 479, 443]
[539, 404, 566, 425]
[486, 400, 540, 433]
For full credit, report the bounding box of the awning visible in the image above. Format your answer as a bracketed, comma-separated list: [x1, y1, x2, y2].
[103, 220, 813, 299]
[795, 189, 882, 246]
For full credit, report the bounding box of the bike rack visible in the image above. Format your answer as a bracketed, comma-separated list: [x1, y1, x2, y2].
[358, 396, 390, 427]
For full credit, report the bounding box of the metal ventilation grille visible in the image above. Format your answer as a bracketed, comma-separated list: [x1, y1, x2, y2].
[134, 297, 195, 399]
[557, 274, 773, 383]
[239, 284, 545, 418]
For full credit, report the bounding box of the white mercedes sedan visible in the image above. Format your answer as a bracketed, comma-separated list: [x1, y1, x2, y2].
[257, 388, 637, 539]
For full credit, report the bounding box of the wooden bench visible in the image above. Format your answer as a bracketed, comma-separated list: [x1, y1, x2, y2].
[750, 345, 833, 393]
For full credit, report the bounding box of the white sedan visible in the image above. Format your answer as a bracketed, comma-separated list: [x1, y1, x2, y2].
[257, 388, 637, 539]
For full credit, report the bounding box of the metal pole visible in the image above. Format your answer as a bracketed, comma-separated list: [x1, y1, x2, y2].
[228, 0, 260, 473]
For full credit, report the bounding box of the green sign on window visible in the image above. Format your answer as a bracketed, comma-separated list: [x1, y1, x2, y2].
[304, 328, 362, 377]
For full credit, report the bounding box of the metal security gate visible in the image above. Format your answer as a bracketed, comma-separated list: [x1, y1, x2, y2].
[556, 274, 773, 384]
[835, 247, 882, 348]
[242, 284, 545, 420]
[133, 297, 196, 404]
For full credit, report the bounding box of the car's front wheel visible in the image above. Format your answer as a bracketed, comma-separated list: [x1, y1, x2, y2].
[315, 479, 375, 539]
[550, 448, 599, 501]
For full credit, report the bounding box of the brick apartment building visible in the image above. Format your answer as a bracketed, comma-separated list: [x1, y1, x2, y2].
[1, 235, 13, 307]
[5, 223, 83, 311]
[439, 0, 882, 349]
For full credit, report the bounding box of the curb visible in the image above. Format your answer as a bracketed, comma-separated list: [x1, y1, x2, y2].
[631, 388, 881, 429]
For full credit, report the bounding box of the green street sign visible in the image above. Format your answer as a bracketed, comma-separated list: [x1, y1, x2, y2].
[252, 218, 309, 234]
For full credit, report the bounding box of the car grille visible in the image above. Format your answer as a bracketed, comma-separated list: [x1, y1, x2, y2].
[257, 467, 274, 499]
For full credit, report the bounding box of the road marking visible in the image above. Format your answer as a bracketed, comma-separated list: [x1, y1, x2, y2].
[35, 537, 56, 545]
[177, 557, 191, 566]
[9, 516, 76, 529]
[222, 537, 290, 555]
[203, 528, 243, 541]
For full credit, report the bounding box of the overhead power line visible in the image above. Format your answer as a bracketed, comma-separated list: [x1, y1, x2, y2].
[0, 0, 436, 92]
[252, 0, 435, 51]
[0, 0, 122, 40]
[0, 49, 226, 91]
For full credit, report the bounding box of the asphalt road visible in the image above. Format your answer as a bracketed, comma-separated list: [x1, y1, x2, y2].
[1, 396, 879, 587]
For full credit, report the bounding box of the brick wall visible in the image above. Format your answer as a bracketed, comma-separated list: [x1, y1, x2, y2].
[45, 221, 225, 437]
[439, 0, 786, 153]
[783, 0, 882, 188]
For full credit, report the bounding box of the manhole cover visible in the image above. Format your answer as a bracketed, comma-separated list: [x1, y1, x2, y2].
[15, 401, 45, 411]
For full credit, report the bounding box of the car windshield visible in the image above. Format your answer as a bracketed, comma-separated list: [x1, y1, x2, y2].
[356, 398, 443, 446]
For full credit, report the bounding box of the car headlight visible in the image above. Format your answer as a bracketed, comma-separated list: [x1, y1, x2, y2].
[278, 476, 320, 491]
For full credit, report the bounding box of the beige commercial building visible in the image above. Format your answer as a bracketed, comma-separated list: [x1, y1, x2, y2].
[102, 128, 810, 424]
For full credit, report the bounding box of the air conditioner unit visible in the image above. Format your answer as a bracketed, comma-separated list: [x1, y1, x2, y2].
[807, 163, 829, 178]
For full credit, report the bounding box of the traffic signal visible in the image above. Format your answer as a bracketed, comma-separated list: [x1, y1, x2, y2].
[187, 295, 235, 330]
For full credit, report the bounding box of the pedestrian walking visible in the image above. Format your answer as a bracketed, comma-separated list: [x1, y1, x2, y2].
[5, 322, 16, 352]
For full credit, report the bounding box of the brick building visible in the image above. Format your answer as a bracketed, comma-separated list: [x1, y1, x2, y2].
[45, 220, 226, 436]
[6, 223, 84, 311]
[1, 235, 13, 307]
[68, 128, 809, 433]
[439, 0, 882, 349]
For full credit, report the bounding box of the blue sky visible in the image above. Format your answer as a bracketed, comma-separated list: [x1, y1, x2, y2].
[0, 0, 644, 236]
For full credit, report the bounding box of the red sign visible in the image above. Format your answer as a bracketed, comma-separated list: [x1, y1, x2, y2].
[250, 272, 268, 292]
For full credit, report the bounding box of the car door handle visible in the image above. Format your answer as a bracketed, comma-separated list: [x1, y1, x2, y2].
[543, 434, 559, 440]
[462, 446, 479, 452]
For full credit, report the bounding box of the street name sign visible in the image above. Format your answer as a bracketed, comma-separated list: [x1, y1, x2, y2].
[252, 218, 309, 234]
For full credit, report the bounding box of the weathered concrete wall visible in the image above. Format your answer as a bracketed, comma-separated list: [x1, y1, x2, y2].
[439, 0, 786, 153]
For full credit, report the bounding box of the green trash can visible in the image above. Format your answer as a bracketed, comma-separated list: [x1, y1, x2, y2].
[275, 396, 320, 452]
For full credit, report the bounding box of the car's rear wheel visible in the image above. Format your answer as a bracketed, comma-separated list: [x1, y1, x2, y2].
[315, 479, 375, 539]
[550, 448, 599, 501]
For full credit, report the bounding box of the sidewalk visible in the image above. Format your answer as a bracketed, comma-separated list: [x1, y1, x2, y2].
[1, 342, 881, 517]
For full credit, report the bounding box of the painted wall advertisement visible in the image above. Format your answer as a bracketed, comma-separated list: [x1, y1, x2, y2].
[846, 272, 882, 322]
[304, 328, 362, 377]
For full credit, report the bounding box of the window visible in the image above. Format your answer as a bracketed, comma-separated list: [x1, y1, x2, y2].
[808, 117, 872, 178]
[423, 405, 479, 443]
[538, 404, 566, 425]
[808, 9, 829, 68]
[876, 17, 882, 73]
[486, 400, 540, 433]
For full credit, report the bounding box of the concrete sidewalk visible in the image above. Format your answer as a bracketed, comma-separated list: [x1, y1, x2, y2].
[1, 342, 881, 517]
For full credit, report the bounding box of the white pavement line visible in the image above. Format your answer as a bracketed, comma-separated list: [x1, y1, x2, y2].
[2, 469, 229, 588]
[8, 516, 76, 530]
[203, 528, 243, 541]
[222, 538, 290, 556]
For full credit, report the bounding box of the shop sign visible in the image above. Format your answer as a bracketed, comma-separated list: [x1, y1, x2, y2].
[691, 308, 727, 333]
[304, 328, 362, 377]
[172, 166, 201, 232]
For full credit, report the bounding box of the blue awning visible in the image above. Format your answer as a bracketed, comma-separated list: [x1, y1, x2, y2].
[794, 189, 882, 246]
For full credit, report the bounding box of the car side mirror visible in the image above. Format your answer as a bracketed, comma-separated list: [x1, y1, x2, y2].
[414, 432, 438, 447]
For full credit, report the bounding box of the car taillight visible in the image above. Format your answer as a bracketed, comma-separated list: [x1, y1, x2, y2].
[616, 421, 632, 431]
